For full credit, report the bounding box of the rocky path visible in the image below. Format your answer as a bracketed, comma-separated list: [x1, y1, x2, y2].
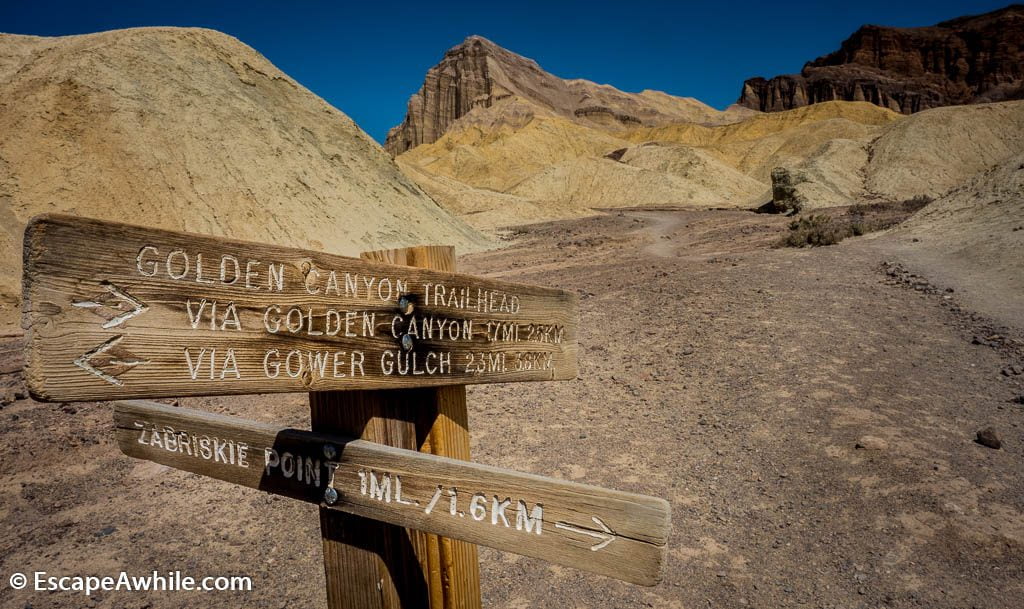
[629, 209, 686, 257]
[465, 210, 1024, 609]
[0, 208, 1021, 609]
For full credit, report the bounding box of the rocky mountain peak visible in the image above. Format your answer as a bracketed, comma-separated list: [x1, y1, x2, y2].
[385, 36, 747, 156]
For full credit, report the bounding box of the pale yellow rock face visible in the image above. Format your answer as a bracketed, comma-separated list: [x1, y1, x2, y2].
[400, 99, 626, 193]
[396, 96, 905, 225]
[395, 159, 548, 230]
[616, 145, 768, 206]
[767, 139, 872, 210]
[864, 102, 1024, 201]
[625, 101, 901, 147]
[624, 101, 901, 182]
[766, 100, 1024, 210]
[0, 28, 491, 319]
[706, 118, 887, 183]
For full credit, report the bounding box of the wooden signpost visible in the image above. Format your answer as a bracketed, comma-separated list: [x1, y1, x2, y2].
[22, 214, 671, 607]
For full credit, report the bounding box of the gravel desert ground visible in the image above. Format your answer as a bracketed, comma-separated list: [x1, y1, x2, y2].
[2, 208, 1021, 609]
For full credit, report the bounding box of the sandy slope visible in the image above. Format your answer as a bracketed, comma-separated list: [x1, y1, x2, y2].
[865, 101, 1024, 200]
[508, 156, 715, 207]
[772, 100, 1024, 211]
[873, 153, 1024, 327]
[618, 144, 768, 205]
[395, 160, 556, 230]
[0, 28, 490, 327]
[398, 98, 625, 192]
[771, 139, 871, 209]
[508, 147, 768, 209]
[624, 101, 899, 148]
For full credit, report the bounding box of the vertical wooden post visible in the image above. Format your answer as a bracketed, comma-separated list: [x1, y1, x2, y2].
[309, 245, 482, 609]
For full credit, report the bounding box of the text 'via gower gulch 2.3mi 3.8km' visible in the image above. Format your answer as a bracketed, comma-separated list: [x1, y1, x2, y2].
[22, 214, 579, 401]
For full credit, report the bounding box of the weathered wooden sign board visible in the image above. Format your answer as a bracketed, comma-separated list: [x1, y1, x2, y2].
[23, 215, 578, 401]
[115, 400, 670, 586]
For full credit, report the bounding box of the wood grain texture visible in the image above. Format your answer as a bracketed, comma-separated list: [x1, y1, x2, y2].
[114, 400, 671, 586]
[311, 388, 441, 609]
[308, 245, 481, 609]
[22, 215, 577, 401]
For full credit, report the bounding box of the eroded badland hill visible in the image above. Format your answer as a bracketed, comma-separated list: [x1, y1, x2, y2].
[0, 27, 490, 330]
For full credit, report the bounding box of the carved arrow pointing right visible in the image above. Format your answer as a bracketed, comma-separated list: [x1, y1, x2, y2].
[72, 282, 148, 329]
[555, 516, 616, 551]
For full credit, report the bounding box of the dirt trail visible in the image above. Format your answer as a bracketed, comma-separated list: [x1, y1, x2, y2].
[630, 210, 686, 257]
[1, 209, 1022, 609]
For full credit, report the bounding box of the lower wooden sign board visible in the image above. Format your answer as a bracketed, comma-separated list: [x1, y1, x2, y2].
[114, 400, 671, 586]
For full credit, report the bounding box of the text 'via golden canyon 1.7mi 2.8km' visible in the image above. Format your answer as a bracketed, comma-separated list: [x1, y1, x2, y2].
[23, 216, 579, 401]
[138, 244, 562, 380]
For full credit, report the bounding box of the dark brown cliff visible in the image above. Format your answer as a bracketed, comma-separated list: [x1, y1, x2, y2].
[738, 4, 1024, 113]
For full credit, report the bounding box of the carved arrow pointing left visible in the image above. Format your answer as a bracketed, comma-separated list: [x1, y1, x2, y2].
[73, 335, 150, 386]
[72, 282, 150, 385]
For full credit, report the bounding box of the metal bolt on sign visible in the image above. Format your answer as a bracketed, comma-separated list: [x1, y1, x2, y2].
[323, 486, 339, 506]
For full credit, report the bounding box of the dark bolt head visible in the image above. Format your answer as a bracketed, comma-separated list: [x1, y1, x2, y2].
[398, 296, 414, 315]
[323, 487, 339, 505]
[401, 334, 415, 352]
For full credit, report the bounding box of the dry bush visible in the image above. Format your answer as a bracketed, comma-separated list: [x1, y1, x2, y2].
[778, 215, 847, 247]
[777, 195, 934, 248]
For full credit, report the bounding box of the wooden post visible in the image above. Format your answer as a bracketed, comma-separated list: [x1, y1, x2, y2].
[310, 245, 482, 609]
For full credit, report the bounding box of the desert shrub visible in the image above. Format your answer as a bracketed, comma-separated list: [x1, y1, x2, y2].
[776, 196, 936, 248]
[848, 203, 868, 228]
[778, 214, 849, 247]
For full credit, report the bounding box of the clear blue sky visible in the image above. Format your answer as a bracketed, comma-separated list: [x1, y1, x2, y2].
[1, 1, 1012, 143]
